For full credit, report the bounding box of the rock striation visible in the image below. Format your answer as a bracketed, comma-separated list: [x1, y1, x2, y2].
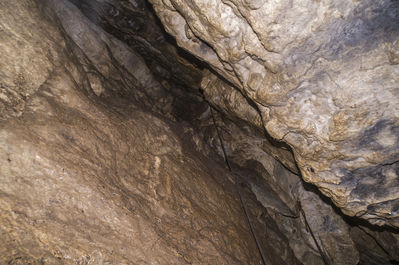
[0, 0, 264, 264]
[149, 0, 399, 227]
[1, 0, 399, 264]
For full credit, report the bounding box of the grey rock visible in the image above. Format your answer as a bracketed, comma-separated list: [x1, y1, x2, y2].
[148, 0, 399, 227]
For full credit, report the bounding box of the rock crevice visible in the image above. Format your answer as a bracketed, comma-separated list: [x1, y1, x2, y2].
[1, 0, 399, 264]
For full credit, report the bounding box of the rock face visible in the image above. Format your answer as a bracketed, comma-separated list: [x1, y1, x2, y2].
[195, 108, 362, 265]
[0, 1, 264, 264]
[149, 0, 399, 227]
[1, 0, 399, 264]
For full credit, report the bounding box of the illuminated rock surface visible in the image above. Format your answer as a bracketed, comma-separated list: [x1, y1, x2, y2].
[0, 1, 263, 264]
[149, 0, 399, 227]
[1, 0, 398, 264]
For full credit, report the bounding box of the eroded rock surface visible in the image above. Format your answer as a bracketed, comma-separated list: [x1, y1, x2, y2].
[0, 1, 264, 264]
[197, 108, 361, 265]
[2, 0, 399, 264]
[149, 0, 399, 227]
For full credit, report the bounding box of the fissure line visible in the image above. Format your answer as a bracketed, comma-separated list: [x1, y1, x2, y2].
[208, 104, 268, 265]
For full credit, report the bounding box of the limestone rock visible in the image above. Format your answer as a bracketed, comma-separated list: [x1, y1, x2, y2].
[201, 69, 298, 174]
[149, 0, 399, 227]
[66, 0, 204, 93]
[189, 102, 361, 264]
[350, 226, 399, 264]
[2, 0, 399, 264]
[0, 1, 265, 263]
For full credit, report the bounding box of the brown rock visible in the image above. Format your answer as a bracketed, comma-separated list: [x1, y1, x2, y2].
[149, 0, 399, 227]
[0, 1, 264, 264]
[2, 0, 399, 264]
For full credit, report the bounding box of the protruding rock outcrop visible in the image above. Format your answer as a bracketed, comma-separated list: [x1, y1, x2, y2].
[149, 0, 399, 227]
[1, 0, 399, 264]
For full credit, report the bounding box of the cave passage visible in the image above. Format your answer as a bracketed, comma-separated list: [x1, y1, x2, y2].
[0, 0, 399, 265]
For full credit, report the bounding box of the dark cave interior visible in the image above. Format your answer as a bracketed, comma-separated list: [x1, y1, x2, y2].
[0, 0, 399, 264]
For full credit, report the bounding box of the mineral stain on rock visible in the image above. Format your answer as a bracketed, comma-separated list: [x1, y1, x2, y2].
[326, 0, 399, 58]
[1, 0, 399, 264]
[359, 120, 399, 151]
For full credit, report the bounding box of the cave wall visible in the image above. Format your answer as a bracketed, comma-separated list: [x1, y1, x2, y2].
[148, 0, 399, 227]
[0, 1, 265, 264]
[1, 0, 399, 264]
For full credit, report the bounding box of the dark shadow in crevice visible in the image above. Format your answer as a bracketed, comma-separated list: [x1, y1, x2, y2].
[144, 0, 206, 70]
[201, 66, 300, 175]
[301, 180, 399, 234]
[202, 68, 288, 148]
[300, 177, 399, 264]
[64, 0, 399, 241]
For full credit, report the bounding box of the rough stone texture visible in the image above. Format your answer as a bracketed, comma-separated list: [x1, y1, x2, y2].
[238, 180, 303, 265]
[200, 109, 361, 265]
[173, 90, 357, 264]
[0, 1, 265, 264]
[0, 97, 261, 264]
[65, 0, 205, 97]
[350, 225, 399, 265]
[2, 0, 399, 264]
[201, 69, 298, 174]
[196, 64, 399, 265]
[149, 0, 399, 227]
